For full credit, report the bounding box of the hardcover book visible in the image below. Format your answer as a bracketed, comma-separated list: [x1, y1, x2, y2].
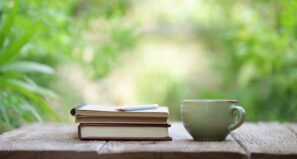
[75, 116, 168, 124]
[78, 123, 172, 141]
[71, 104, 172, 141]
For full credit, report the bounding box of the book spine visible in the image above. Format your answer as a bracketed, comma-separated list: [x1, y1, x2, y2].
[70, 103, 86, 116]
[78, 123, 82, 140]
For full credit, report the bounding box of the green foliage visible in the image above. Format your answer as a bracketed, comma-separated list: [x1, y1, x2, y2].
[0, 0, 58, 132]
[2, 0, 295, 128]
[15, 0, 138, 79]
[22, 0, 138, 114]
[1, 0, 138, 131]
[196, 0, 297, 121]
[137, 69, 187, 120]
[89, 21, 138, 79]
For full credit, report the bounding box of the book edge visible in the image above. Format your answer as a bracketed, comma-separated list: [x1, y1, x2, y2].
[70, 103, 87, 116]
[79, 136, 172, 141]
[79, 123, 171, 127]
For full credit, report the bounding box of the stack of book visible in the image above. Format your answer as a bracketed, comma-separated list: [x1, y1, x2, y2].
[71, 104, 171, 141]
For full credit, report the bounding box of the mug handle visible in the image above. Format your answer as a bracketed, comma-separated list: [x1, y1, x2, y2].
[228, 105, 245, 131]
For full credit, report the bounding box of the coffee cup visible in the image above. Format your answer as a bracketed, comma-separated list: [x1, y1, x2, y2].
[181, 99, 245, 141]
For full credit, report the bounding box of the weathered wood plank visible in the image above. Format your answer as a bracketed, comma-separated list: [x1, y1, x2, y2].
[287, 123, 297, 135]
[231, 122, 297, 159]
[98, 122, 247, 159]
[0, 123, 106, 159]
[3, 122, 296, 159]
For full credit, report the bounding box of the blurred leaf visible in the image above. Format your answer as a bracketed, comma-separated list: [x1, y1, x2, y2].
[21, 102, 42, 122]
[237, 61, 258, 87]
[0, 97, 11, 127]
[22, 77, 58, 99]
[0, 22, 40, 65]
[0, 79, 60, 121]
[0, 0, 17, 50]
[0, 61, 54, 74]
[2, 78, 58, 99]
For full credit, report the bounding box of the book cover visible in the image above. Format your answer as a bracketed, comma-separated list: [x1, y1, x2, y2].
[78, 123, 172, 141]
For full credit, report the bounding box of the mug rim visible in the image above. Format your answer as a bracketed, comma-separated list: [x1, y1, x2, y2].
[182, 99, 238, 103]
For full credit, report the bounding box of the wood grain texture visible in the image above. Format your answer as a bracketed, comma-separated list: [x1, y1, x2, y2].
[98, 122, 247, 159]
[287, 123, 297, 135]
[2, 122, 297, 159]
[0, 123, 106, 159]
[231, 122, 297, 159]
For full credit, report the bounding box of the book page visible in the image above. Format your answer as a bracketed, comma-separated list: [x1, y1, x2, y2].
[78, 105, 168, 113]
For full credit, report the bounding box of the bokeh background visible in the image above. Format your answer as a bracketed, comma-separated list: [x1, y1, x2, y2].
[1, 0, 297, 132]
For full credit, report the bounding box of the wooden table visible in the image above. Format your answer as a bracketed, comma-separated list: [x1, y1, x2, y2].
[0, 122, 297, 159]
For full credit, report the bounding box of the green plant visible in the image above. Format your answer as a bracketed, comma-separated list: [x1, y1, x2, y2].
[0, 0, 139, 126]
[17, 0, 138, 114]
[15, 0, 138, 80]
[196, 0, 297, 121]
[0, 0, 58, 132]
